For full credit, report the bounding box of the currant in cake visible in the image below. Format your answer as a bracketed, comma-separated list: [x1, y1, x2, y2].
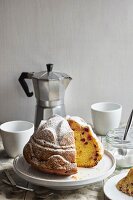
[23, 115, 104, 175]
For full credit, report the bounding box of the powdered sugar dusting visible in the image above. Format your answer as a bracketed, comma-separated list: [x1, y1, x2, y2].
[41, 115, 71, 133]
[34, 115, 74, 146]
[66, 115, 87, 127]
[57, 119, 73, 137]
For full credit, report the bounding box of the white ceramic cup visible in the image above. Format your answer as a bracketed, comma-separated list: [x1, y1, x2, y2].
[91, 102, 122, 135]
[0, 121, 34, 158]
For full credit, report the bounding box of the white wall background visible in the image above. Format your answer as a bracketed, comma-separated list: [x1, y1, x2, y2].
[0, 0, 133, 124]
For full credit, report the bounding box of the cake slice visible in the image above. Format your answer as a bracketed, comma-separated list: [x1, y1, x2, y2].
[116, 168, 133, 196]
[67, 116, 104, 167]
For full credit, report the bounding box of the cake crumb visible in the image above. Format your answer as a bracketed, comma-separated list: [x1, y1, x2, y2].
[71, 175, 78, 181]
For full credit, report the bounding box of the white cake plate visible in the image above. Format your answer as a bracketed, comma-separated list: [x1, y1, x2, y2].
[13, 150, 116, 190]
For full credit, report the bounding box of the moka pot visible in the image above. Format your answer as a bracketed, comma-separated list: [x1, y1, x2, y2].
[18, 64, 72, 129]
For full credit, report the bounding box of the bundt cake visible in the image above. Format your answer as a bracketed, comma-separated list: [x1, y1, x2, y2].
[23, 115, 104, 176]
[116, 168, 133, 196]
[23, 115, 77, 175]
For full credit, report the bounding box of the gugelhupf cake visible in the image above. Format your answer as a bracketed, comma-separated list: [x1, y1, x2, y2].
[23, 115, 104, 175]
[116, 168, 133, 196]
[23, 115, 77, 175]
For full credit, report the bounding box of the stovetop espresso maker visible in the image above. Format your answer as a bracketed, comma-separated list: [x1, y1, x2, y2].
[19, 64, 72, 129]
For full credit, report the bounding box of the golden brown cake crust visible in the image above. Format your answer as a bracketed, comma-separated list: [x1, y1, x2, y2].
[116, 168, 133, 196]
[23, 143, 77, 175]
[23, 115, 77, 176]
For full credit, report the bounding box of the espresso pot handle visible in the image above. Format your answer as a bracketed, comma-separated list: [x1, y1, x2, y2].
[18, 72, 34, 97]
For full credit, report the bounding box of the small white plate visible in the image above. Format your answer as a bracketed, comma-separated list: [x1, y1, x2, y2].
[13, 150, 115, 190]
[104, 172, 133, 200]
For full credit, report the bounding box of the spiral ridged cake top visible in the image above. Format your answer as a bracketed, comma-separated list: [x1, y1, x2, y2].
[33, 115, 75, 148]
[23, 115, 77, 175]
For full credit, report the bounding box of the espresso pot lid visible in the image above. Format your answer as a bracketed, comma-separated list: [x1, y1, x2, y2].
[32, 64, 71, 81]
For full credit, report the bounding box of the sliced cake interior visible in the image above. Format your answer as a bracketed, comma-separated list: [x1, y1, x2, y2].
[116, 168, 133, 196]
[67, 116, 104, 167]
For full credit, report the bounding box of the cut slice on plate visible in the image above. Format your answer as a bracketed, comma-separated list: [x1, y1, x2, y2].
[116, 168, 133, 196]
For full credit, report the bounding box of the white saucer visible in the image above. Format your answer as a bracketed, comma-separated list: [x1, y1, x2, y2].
[13, 150, 116, 190]
[104, 172, 133, 200]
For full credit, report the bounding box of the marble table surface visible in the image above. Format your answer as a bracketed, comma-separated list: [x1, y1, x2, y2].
[0, 136, 127, 200]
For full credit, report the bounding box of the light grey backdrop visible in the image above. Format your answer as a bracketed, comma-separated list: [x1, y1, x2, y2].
[0, 0, 132, 124]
